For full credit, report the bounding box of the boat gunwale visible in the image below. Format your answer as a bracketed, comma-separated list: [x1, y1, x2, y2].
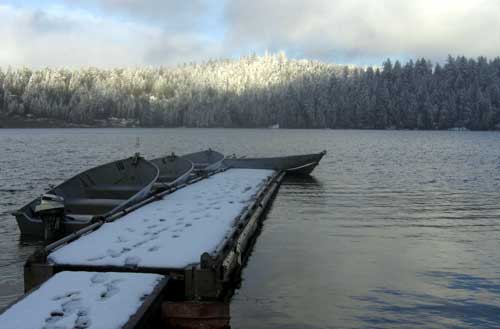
[149, 155, 195, 186]
[226, 150, 326, 162]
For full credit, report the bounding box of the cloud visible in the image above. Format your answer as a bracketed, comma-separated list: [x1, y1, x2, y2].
[0, 4, 221, 68]
[224, 0, 500, 63]
[68, 0, 208, 30]
[1, 1, 500, 67]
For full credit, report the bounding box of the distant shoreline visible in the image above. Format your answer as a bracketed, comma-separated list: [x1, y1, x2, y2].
[1, 119, 498, 131]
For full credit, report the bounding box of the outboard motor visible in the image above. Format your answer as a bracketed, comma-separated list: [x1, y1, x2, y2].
[34, 194, 65, 242]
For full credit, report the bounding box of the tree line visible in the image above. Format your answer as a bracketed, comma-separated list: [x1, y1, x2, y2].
[1, 53, 500, 130]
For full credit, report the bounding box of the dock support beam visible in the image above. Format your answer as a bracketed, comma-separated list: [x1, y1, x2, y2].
[162, 301, 230, 329]
[185, 266, 222, 300]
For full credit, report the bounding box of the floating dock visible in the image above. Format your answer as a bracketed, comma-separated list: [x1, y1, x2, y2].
[14, 168, 286, 328]
[3, 150, 327, 328]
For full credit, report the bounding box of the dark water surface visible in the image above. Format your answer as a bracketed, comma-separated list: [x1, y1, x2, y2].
[1, 129, 500, 328]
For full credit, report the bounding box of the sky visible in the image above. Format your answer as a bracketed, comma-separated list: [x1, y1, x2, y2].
[0, 0, 499, 68]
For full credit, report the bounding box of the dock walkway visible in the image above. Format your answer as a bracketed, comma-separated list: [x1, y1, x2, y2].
[48, 169, 274, 269]
[0, 271, 167, 329]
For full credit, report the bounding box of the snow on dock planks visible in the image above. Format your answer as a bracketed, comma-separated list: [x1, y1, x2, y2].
[0, 271, 167, 329]
[48, 169, 275, 269]
[25, 168, 285, 301]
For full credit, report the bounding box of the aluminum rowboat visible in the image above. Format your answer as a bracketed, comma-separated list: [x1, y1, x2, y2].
[223, 151, 326, 175]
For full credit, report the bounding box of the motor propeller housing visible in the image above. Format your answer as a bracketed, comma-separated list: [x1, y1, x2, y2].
[35, 194, 65, 241]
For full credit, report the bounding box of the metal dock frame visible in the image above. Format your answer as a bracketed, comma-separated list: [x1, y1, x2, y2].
[185, 171, 285, 300]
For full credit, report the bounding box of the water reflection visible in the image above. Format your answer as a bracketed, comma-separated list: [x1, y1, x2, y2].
[355, 286, 500, 328]
[425, 271, 500, 294]
[283, 174, 323, 187]
[352, 271, 500, 328]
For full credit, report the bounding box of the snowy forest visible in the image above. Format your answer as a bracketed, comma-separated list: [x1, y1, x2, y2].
[1, 53, 500, 130]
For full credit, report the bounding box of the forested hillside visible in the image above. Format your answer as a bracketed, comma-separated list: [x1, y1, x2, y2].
[1, 53, 500, 129]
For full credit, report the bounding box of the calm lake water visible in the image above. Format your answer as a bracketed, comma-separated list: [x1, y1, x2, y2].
[1, 128, 500, 328]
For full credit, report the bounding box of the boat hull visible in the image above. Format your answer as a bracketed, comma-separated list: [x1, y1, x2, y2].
[223, 151, 326, 175]
[15, 212, 90, 238]
[14, 155, 159, 239]
[182, 150, 225, 172]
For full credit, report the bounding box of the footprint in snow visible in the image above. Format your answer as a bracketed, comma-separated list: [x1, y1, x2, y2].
[74, 314, 91, 329]
[99, 280, 121, 300]
[152, 227, 170, 235]
[116, 236, 128, 243]
[62, 299, 82, 313]
[148, 245, 160, 252]
[52, 291, 81, 301]
[107, 249, 121, 258]
[87, 255, 106, 262]
[45, 311, 65, 324]
[90, 273, 109, 284]
[124, 256, 140, 267]
[132, 240, 148, 248]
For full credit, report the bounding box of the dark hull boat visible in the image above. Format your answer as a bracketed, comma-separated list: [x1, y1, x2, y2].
[223, 151, 326, 175]
[150, 154, 194, 189]
[181, 149, 225, 172]
[13, 155, 159, 240]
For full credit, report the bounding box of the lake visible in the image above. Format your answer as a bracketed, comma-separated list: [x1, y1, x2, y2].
[1, 128, 500, 328]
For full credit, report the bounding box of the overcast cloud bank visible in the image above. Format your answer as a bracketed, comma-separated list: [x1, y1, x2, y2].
[0, 0, 499, 67]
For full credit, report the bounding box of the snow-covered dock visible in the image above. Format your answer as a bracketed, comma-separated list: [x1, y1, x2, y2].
[48, 169, 274, 269]
[0, 271, 167, 329]
[25, 168, 285, 300]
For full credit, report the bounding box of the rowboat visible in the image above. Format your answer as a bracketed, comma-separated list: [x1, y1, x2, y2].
[150, 153, 194, 188]
[13, 154, 159, 240]
[223, 151, 326, 175]
[181, 149, 225, 172]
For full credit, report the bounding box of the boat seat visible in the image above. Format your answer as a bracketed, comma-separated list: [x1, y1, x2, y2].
[65, 198, 124, 215]
[85, 184, 141, 199]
